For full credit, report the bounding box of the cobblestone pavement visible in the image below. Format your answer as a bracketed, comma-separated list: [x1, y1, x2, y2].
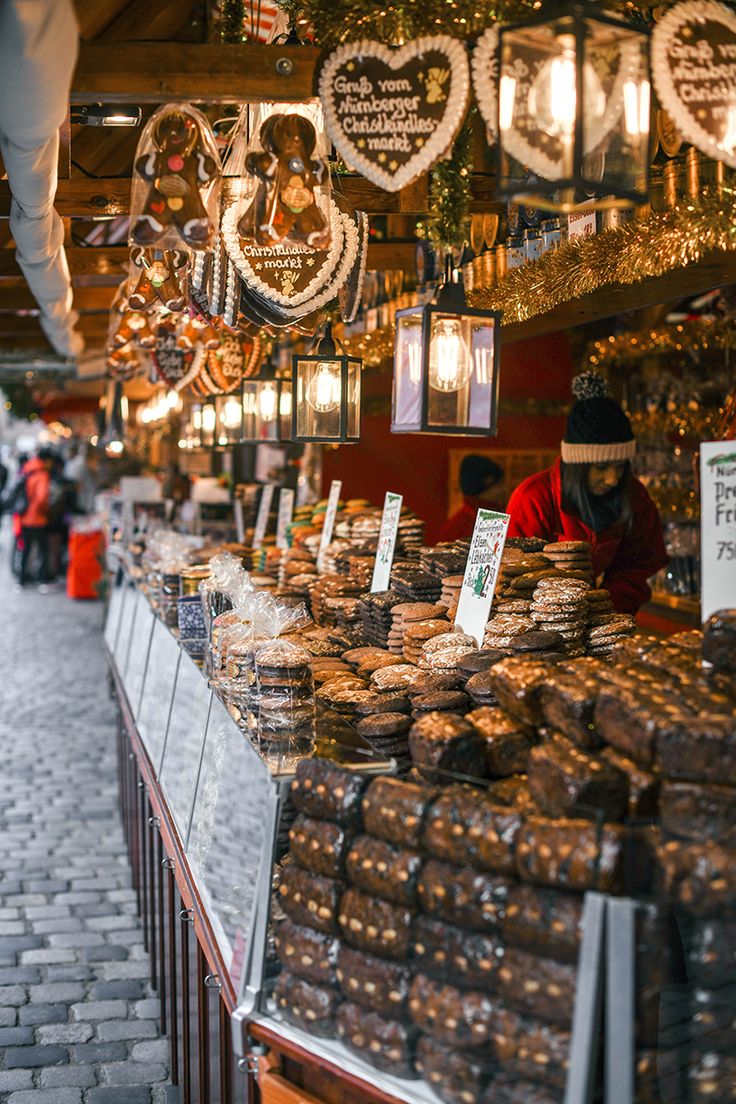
[0, 550, 176, 1104]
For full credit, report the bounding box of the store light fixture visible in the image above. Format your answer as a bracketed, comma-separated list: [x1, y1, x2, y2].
[70, 104, 142, 127]
[240, 352, 293, 444]
[291, 323, 361, 444]
[178, 399, 217, 451]
[392, 262, 501, 436]
[214, 392, 244, 449]
[496, 0, 650, 210]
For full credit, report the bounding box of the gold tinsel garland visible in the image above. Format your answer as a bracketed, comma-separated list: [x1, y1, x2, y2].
[586, 318, 736, 370]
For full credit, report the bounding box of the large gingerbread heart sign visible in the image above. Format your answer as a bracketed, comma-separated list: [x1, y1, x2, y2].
[652, 0, 736, 169]
[319, 36, 470, 192]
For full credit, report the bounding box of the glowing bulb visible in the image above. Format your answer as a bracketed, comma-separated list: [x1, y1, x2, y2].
[474, 345, 491, 386]
[623, 78, 650, 138]
[305, 362, 341, 413]
[499, 74, 517, 132]
[528, 34, 605, 140]
[257, 382, 278, 423]
[279, 389, 293, 418]
[220, 397, 241, 429]
[193, 409, 202, 430]
[166, 389, 180, 410]
[202, 406, 216, 433]
[106, 439, 124, 455]
[428, 318, 471, 393]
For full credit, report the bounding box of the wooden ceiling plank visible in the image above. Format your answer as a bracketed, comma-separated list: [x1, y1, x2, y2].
[97, 0, 198, 42]
[0, 286, 116, 312]
[73, 0, 131, 40]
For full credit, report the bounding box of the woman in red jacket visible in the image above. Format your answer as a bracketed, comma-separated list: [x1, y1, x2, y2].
[507, 372, 668, 614]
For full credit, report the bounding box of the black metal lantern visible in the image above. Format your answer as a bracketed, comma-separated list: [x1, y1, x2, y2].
[291, 323, 361, 444]
[497, 0, 650, 209]
[214, 392, 244, 449]
[240, 357, 292, 444]
[392, 268, 501, 436]
[182, 399, 217, 450]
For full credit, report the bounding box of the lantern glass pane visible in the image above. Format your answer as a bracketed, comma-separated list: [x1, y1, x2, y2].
[214, 394, 242, 447]
[278, 383, 292, 442]
[241, 381, 280, 443]
[346, 361, 361, 439]
[294, 356, 358, 441]
[426, 312, 474, 429]
[392, 310, 424, 431]
[201, 402, 217, 449]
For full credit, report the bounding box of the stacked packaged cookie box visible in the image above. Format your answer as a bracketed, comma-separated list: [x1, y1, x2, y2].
[268, 606, 736, 1104]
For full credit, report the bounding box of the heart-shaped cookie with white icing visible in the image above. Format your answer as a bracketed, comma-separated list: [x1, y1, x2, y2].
[319, 36, 470, 192]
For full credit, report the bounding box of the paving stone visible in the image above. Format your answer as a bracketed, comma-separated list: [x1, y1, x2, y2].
[55, 892, 101, 905]
[99, 960, 150, 980]
[93, 979, 145, 1000]
[47, 932, 105, 948]
[0, 967, 41, 984]
[5, 1043, 69, 1067]
[38, 1064, 97, 1088]
[0, 1006, 17, 1026]
[0, 936, 43, 953]
[23, 905, 72, 920]
[96, 1019, 159, 1042]
[0, 920, 26, 935]
[101, 1061, 167, 1085]
[7, 1091, 82, 1104]
[131, 1038, 169, 1063]
[24, 880, 70, 894]
[0, 1071, 34, 1092]
[133, 998, 161, 1019]
[37, 1022, 94, 1044]
[19, 1004, 68, 1026]
[45, 964, 93, 982]
[71, 999, 128, 1021]
[0, 984, 29, 1006]
[29, 982, 85, 1003]
[72, 1041, 128, 1064]
[0, 1026, 35, 1045]
[83, 945, 128, 963]
[20, 947, 77, 965]
[31, 918, 84, 935]
[88, 1089, 152, 1104]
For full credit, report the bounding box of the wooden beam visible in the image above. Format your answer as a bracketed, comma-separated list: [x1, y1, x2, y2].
[72, 42, 319, 103]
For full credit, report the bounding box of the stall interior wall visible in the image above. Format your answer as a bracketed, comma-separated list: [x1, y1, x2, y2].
[323, 332, 573, 542]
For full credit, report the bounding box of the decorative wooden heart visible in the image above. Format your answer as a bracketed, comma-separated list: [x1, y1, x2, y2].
[652, 0, 736, 169]
[471, 26, 499, 142]
[318, 36, 470, 192]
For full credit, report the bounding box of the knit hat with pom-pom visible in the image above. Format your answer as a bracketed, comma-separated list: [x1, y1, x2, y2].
[561, 371, 636, 463]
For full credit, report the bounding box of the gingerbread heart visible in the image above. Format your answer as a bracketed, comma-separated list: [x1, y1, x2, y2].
[652, 0, 736, 170]
[470, 27, 499, 142]
[151, 326, 194, 387]
[318, 36, 470, 192]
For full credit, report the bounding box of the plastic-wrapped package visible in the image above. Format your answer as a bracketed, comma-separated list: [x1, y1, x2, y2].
[255, 639, 316, 768]
[199, 552, 250, 675]
[129, 102, 221, 251]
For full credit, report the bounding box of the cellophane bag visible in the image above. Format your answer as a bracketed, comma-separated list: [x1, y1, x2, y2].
[199, 552, 251, 674]
[129, 102, 222, 252]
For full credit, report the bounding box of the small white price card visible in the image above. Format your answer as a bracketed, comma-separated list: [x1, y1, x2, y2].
[371, 492, 403, 592]
[252, 484, 274, 550]
[700, 440, 736, 622]
[317, 480, 342, 570]
[454, 509, 510, 646]
[276, 488, 295, 550]
[234, 499, 245, 544]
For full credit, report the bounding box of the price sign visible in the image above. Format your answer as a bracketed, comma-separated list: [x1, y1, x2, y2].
[700, 440, 736, 622]
[371, 492, 403, 592]
[234, 499, 245, 544]
[252, 484, 275, 550]
[276, 489, 295, 550]
[317, 480, 342, 571]
[454, 509, 510, 646]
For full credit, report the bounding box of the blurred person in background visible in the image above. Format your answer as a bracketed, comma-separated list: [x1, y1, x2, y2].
[438, 454, 505, 543]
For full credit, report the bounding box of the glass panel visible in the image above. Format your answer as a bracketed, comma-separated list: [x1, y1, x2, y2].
[295, 356, 344, 440]
[159, 650, 212, 843]
[187, 696, 277, 985]
[468, 318, 498, 431]
[242, 381, 280, 443]
[346, 363, 361, 440]
[392, 311, 424, 431]
[114, 583, 137, 672]
[123, 598, 155, 719]
[138, 618, 181, 773]
[215, 393, 243, 448]
[104, 579, 125, 651]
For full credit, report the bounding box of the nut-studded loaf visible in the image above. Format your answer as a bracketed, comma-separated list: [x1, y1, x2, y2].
[656, 717, 736, 786]
[408, 973, 501, 1048]
[414, 1037, 495, 1104]
[336, 944, 412, 1018]
[335, 1001, 419, 1079]
[494, 945, 576, 1026]
[487, 657, 551, 726]
[345, 835, 422, 908]
[275, 919, 338, 985]
[539, 672, 602, 749]
[290, 758, 367, 827]
[527, 736, 629, 822]
[658, 839, 736, 916]
[361, 777, 436, 849]
[277, 864, 344, 934]
[338, 887, 414, 961]
[422, 790, 521, 875]
[702, 609, 736, 673]
[466, 708, 537, 776]
[274, 971, 340, 1037]
[485, 1004, 571, 1089]
[502, 883, 583, 963]
[408, 712, 487, 780]
[684, 918, 736, 984]
[288, 814, 353, 879]
[686, 1051, 736, 1103]
[418, 859, 509, 932]
[480, 1075, 560, 1104]
[411, 915, 503, 992]
[594, 686, 691, 767]
[515, 816, 627, 893]
[660, 782, 736, 847]
[601, 747, 660, 819]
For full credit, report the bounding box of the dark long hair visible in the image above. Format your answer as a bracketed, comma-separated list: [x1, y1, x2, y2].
[560, 461, 634, 533]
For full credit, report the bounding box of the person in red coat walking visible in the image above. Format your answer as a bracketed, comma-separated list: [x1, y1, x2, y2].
[19, 452, 52, 587]
[507, 372, 668, 614]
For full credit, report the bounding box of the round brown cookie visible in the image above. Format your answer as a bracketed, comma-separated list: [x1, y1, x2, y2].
[464, 670, 500, 702]
[356, 654, 407, 677]
[405, 671, 463, 696]
[343, 647, 390, 665]
[588, 616, 635, 638]
[371, 664, 419, 691]
[530, 604, 587, 617]
[355, 712, 413, 738]
[421, 645, 477, 671]
[423, 632, 477, 655]
[353, 694, 412, 715]
[403, 620, 452, 642]
[543, 541, 590, 552]
[508, 630, 564, 652]
[313, 669, 355, 686]
[259, 701, 316, 726]
[536, 577, 591, 591]
[411, 690, 471, 715]
[456, 650, 506, 676]
[494, 600, 532, 614]
[537, 625, 586, 639]
[505, 537, 546, 552]
[392, 602, 447, 621]
[481, 635, 516, 648]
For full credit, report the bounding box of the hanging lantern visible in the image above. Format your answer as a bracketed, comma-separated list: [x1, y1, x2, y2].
[240, 355, 293, 444]
[291, 323, 361, 444]
[392, 267, 501, 436]
[182, 399, 217, 450]
[496, 1, 650, 209]
[214, 392, 244, 449]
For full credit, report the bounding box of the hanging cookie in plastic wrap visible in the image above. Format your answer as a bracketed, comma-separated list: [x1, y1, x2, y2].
[105, 344, 141, 381]
[128, 247, 189, 312]
[177, 311, 221, 351]
[130, 103, 221, 250]
[107, 281, 157, 350]
[150, 321, 197, 389]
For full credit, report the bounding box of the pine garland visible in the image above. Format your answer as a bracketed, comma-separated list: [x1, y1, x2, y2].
[219, 0, 245, 43]
[419, 112, 474, 252]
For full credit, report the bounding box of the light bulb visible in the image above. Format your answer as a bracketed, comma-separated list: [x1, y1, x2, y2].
[193, 409, 203, 430]
[166, 389, 180, 410]
[428, 318, 471, 393]
[623, 78, 650, 138]
[528, 34, 605, 140]
[220, 398, 241, 429]
[305, 362, 341, 413]
[279, 390, 293, 418]
[202, 406, 216, 433]
[257, 382, 278, 423]
[474, 345, 492, 386]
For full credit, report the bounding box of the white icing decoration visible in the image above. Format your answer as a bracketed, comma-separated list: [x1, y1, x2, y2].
[471, 26, 499, 142]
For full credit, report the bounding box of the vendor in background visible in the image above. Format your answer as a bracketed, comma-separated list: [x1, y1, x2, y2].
[438, 454, 505, 542]
[507, 372, 668, 614]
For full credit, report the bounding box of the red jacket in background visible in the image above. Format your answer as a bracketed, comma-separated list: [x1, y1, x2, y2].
[20, 457, 51, 528]
[438, 495, 506, 543]
[506, 458, 669, 614]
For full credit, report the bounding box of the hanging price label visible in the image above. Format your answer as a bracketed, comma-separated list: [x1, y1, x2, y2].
[234, 499, 245, 544]
[317, 480, 342, 570]
[454, 509, 510, 646]
[252, 484, 275, 549]
[701, 439, 736, 622]
[276, 488, 295, 550]
[371, 492, 403, 592]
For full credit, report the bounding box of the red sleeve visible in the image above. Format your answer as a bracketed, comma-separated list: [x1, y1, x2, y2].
[437, 507, 472, 544]
[506, 474, 558, 541]
[603, 486, 669, 614]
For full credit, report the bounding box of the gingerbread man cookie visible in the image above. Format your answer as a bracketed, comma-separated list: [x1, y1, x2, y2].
[128, 248, 189, 312]
[131, 107, 220, 249]
[177, 313, 221, 351]
[110, 308, 157, 349]
[238, 113, 330, 248]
